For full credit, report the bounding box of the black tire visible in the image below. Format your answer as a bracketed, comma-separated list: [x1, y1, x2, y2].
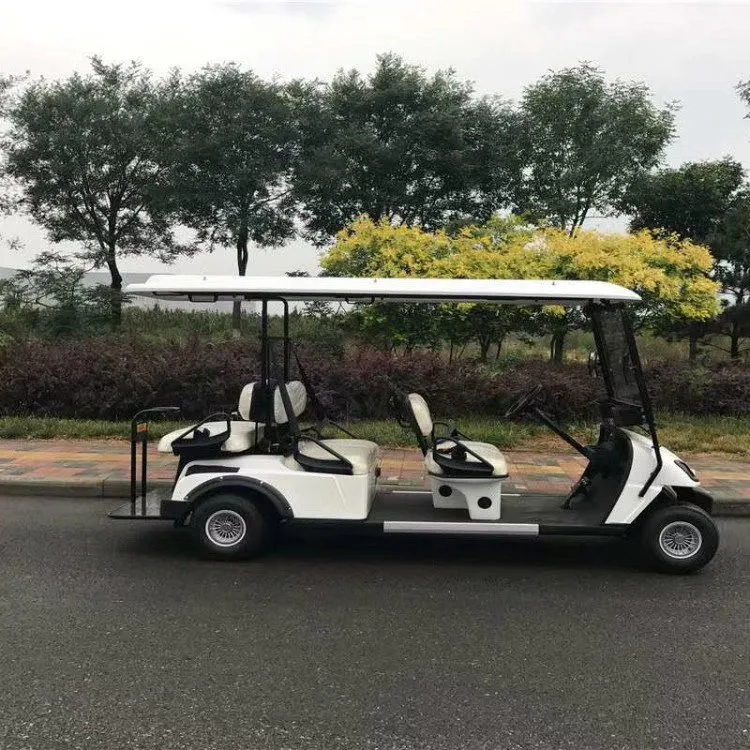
[191, 493, 276, 560]
[640, 503, 719, 574]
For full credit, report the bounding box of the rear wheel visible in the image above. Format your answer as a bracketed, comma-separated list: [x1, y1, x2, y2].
[640, 503, 718, 574]
[191, 493, 275, 560]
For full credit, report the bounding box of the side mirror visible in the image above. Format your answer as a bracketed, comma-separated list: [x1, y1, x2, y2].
[587, 351, 600, 378]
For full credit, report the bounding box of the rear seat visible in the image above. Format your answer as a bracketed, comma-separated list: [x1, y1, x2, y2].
[287, 438, 379, 476]
[273, 382, 379, 476]
[159, 380, 378, 476]
[157, 383, 263, 454]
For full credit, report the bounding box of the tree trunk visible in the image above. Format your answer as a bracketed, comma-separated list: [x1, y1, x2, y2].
[550, 329, 567, 364]
[105, 245, 123, 330]
[448, 340, 454, 364]
[730, 318, 741, 359]
[233, 221, 249, 331]
[494, 334, 506, 361]
[478, 335, 492, 362]
[688, 331, 699, 364]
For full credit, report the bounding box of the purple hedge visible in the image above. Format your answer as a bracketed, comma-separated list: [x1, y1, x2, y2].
[0, 337, 747, 421]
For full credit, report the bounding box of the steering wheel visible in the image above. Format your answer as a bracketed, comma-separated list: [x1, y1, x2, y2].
[504, 384, 544, 419]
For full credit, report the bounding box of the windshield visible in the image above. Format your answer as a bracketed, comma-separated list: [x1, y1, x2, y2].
[596, 306, 643, 405]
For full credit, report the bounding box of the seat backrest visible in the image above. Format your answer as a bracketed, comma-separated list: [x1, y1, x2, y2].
[402, 392, 433, 455]
[407, 393, 433, 438]
[274, 381, 307, 424]
[238, 381, 307, 425]
[237, 383, 256, 421]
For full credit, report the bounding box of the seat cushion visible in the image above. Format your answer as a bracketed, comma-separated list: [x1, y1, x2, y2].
[292, 438, 379, 475]
[157, 421, 263, 454]
[425, 440, 508, 478]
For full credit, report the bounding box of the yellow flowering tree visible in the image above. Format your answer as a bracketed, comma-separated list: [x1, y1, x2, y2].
[323, 218, 456, 351]
[321, 216, 720, 360]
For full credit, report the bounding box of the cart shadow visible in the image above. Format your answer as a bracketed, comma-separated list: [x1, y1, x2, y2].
[119, 524, 646, 574]
[277, 528, 644, 572]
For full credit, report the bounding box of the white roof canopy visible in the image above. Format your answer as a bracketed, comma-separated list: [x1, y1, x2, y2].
[125, 275, 641, 305]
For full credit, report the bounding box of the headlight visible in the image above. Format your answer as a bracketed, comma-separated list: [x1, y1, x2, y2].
[674, 459, 698, 481]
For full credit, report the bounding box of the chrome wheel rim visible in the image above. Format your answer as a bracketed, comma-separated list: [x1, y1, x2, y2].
[658, 521, 702, 560]
[205, 510, 247, 548]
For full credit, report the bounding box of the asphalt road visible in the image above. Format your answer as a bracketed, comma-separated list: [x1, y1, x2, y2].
[0, 497, 748, 750]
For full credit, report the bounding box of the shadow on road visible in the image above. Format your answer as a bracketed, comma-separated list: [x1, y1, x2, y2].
[118, 523, 648, 574]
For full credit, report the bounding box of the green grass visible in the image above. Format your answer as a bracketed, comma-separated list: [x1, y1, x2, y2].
[0, 416, 186, 441]
[1, 414, 749, 456]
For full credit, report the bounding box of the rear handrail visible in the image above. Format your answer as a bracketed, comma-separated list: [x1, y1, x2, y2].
[130, 407, 181, 516]
[171, 411, 231, 447]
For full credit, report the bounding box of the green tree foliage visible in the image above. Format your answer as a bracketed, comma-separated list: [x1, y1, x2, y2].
[293, 53, 519, 244]
[625, 158, 745, 242]
[515, 63, 676, 234]
[4, 59, 184, 328]
[162, 64, 298, 328]
[0, 252, 115, 338]
[710, 190, 750, 358]
[0, 74, 15, 109]
[739, 79, 750, 113]
[623, 158, 747, 358]
[0, 72, 25, 215]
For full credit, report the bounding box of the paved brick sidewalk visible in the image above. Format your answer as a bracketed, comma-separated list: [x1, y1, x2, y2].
[0, 439, 748, 509]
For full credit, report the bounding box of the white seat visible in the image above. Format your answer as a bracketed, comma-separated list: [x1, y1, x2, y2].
[157, 381, 265, 454]
[425, 440, 508, 477]
[404, 392, 508, 478]
[157, 420, 263, 454]
[285, 438, 379, 475]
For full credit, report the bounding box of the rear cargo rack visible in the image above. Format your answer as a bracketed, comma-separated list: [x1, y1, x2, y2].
[109, 407, 180, 520]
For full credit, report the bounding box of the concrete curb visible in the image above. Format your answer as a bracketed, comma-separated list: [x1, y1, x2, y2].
[1, 477, 748, 516]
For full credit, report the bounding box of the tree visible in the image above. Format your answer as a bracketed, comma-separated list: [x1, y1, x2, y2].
[0, 251, 115, 338]
[4, 59, 184, 327]
[625, 158, 745, 241]
[739, 79, 750, 113]
[0, 72, 24, 215]
[515, 63, 676, 235]
[710, 190, 750, 358]
[714, 81, 750, 358]
[293, 53, 520, 244]
[497, 228, 720, 361]
[322, 217, 457, 351]
[322, 217, 720, 362]
[623, 158, 746, 359]
[0, 74, 14, 109]
[163, 64, 298, 328]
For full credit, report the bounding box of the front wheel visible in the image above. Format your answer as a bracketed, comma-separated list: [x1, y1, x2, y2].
[191, 493, 276, 560]
[640, 503, 719, 574]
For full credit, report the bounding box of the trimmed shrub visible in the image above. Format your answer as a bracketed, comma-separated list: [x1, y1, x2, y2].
[0, 337, 260, 420]
[1, 337, 747, 422]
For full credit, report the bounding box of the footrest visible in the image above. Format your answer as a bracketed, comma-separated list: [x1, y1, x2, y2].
[109, 489, 171, 519]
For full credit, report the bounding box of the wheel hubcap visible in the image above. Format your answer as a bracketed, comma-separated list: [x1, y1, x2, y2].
[205, 510, 247, 548]
[658, 521, 702, 560]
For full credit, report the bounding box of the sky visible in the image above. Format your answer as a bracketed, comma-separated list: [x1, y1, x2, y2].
[1, 0, 750, 276]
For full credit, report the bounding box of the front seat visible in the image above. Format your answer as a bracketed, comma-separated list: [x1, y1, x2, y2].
[403, 392, 508, 479]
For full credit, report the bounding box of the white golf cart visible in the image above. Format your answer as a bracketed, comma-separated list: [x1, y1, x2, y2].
[110, 275, 719, 573]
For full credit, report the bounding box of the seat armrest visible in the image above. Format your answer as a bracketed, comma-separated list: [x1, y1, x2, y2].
[433, 436, 494, 473]
[432, 420, 472, 442]
[293, 435, 354, 476]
